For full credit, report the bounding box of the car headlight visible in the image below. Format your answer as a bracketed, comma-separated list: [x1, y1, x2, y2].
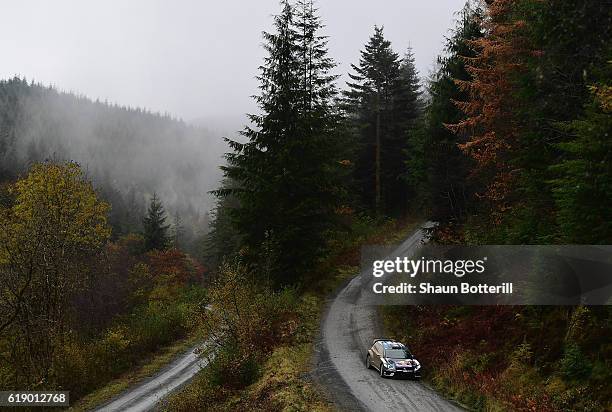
[386, 359, 396, 370]
[413, 360, 421, 370]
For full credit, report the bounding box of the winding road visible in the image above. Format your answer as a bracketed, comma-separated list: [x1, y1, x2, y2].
[313, 223, 463, 412]
[92, 344, 206, 412]
[93, 224, 459, 411]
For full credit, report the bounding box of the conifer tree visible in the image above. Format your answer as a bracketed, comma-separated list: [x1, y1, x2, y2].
[205, 180, 242, 270]
[447, 0, 532, 227]
[217, 0, 344, 285]
[345, 26, 418, 216]
[448, 0, 610, 242]
[514, 0, 612, 242]
[395, 48, 422, 127]
[143, 193, 170, 251]
[413, 2, 483, 229]
[172, 211, 184, 249]
[550, 81, 612, 243]
[391, 47, 422, 212]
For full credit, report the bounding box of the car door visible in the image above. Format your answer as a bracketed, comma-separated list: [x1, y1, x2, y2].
[374, 342, 384, 369]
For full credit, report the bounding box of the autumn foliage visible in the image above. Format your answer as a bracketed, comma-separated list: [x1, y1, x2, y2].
[0, 162, 206, 399]
[447, 0, 534, 223]
[146, 248, 206, 297]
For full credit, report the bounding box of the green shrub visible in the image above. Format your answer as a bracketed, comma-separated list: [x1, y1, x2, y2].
[208, 344, 261, 389]
[560, 343, 592, 381]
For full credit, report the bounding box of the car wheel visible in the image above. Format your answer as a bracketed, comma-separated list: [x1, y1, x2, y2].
[366, 354, 372, 369]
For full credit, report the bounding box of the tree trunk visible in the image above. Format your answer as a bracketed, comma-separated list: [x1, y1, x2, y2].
[375, 93, 382, 215]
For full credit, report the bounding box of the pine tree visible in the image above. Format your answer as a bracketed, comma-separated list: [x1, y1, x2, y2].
[550, 81, 612, 243]
[344, 26, 406, 215]
[447, 0, 532, 228]
[143, 193, 170, 251]
[448, 0, 611, 242]
[414, 2, 484, 230]
[392, 47, 422, 212]
[205, 180, 242, 271]
[172, 211, 184, 249]
[514, 0, 612, 243]
[216, 0, 344, 285]
[395, 48, 422, 129]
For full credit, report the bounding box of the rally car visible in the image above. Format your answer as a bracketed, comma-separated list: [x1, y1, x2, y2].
[366, 339, 421, 379]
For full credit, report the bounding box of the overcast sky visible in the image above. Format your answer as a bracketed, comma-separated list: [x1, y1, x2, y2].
[0, 0, 467, 126]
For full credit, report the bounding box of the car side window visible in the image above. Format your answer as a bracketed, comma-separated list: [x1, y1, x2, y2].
[375, 342, 383, 354]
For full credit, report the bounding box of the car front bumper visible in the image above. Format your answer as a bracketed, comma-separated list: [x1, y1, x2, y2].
[383, 368, 421, 378]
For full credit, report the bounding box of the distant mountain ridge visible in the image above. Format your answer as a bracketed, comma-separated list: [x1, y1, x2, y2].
[0, 77, 227, 241]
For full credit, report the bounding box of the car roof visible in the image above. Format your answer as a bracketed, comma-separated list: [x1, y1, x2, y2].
[373, 339, 405, 348]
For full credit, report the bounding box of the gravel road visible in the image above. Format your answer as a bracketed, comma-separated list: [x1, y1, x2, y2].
[92, 344, 205, 412]
[313, 223, 464, 412]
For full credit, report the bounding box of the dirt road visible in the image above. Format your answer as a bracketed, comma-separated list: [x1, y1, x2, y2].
[92, 344, 205, 412]
[313, 223, 463, 412]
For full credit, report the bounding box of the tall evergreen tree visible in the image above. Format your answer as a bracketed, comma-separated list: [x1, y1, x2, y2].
[172, 211, 184, 249]
[448, 0, 611, 242]
[345, 26, 418, 216]
[392, 48, 422, 211]
[412, 2, 484, 229]
[550, 76, 612, 243]
[217, 0, 344, 285]
[143, 193, 170, 251]
[395, 48, 422, 129]
[205, 180, 242, 271]
[514, 0, 612, 243]
[447, 0, 532, 231]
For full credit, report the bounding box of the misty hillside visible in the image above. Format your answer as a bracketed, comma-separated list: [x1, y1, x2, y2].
[0, 77, 226, 240]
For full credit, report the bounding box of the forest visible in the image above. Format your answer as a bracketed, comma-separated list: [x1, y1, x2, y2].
[0, 78, 222, 247]
[0, 0, 610, 411]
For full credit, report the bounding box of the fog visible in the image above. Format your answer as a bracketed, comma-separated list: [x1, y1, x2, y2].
[0, 79, 223, 242]
[0, 0, 468, 241]
[0, 0, 467, 123]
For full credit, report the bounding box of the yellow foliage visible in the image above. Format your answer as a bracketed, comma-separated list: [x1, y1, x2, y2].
[590, 84, 612, 113]
[102, 326, 132, 353]
[10, 162, 110, 246]
[1, 162, 110, 272]
[0, 162, 112, 387]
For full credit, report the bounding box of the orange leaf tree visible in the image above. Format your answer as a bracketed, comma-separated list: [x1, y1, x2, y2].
[447, 0, 534, 226]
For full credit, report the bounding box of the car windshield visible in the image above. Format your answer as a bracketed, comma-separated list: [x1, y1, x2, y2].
[385, 348, 411, 359]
